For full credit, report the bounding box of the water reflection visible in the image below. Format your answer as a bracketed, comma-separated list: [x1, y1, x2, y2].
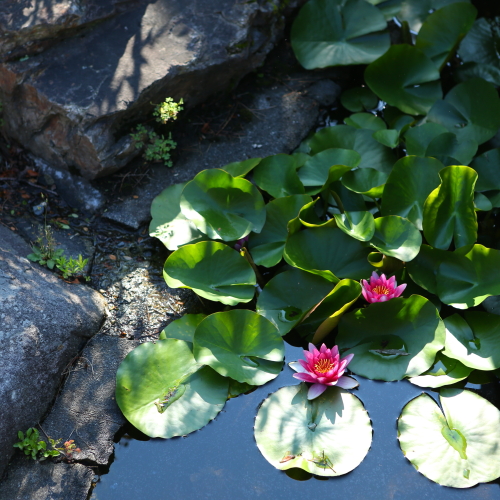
[90, 342, 500, 500]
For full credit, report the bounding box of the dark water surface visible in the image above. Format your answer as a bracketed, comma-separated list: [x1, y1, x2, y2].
[90, 343, 500, 500]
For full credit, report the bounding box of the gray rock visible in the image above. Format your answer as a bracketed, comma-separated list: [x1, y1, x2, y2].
[306, 79, 342, 107]
[0, 225, 107, 478]
[104, 83, 319, 229]
[0, 0, 305, 179]
[0, 455, 93, 500]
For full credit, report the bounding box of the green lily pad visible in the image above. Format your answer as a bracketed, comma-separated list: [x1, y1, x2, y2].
[344, 113, 387, 131]
[180, 169, 265, 241]
[340, 86, 379, 112]
[297, 148, 360, 194]
[404, 123, 448, 156]
[458, 17, 500, 68]
[334, 211, 375, 241]
[256, 268, 335, 336]
[408, 352, 473, 388]
[342, 168, 388, 198]
[373, 129, 400, 148]
[425, 132, 477, 166]
[397, 0, 472, 33]
[455, 62, 500, 87]
[415, 3, 477, 70]
[337, 295, 445, 381]
[163, 241, 256, 305]
[116, 339, 229, 438]
[159, 314, 207, 343]
[443, 312, 500, 370]
[427, 78, 500, 146]
[470, 149, 500, 192]
[254, 384, 372, 476]
[370, 215, 422, 262]
[221, 157, 262, 177]
[436, 244, 500, 308]
[252, 154, 306, 199]
[149, 183, 208, 251]
[304, 125, 395, 174]
[473, 192, 492, 212]
[381, 156, 443, 230]
[193, 310, 284, 386]
[291, 0, 390, 69]
[284, 226, 374, 282]
[422, 165, 478, 251]
[398, 388, 500, 488]
[248, 195, 312, 268]
[365, 44, 442, 115]
[406, 244, 448, 294]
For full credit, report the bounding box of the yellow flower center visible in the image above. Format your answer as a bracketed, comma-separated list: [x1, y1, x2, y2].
[314, 358, 334, 374]
[372, 285, 390, 295]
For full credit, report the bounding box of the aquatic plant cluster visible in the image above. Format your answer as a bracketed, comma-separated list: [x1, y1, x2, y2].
[116, 0, 500, 488]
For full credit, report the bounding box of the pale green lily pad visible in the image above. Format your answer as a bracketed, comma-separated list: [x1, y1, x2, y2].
[221, 157, 262, 177]
[334, 211, 375, 241]
[337, 295, 445, 381]
[180, 169, 265, 241]
[291, 0, 390, 69]
[193, 310, 284, 386]
[284, 226, 374, 282]
[443, 312, 500, 370]
[149, 183, 207, 251]
[408, 352, 473, 388]
[163, 241, 256, 306]
[398, 389, 500, 488]
[116, 339, 229, 438]
[342, 168, 388, 198]
[254, 384, 372, 476]
[159, 314, 207, 343]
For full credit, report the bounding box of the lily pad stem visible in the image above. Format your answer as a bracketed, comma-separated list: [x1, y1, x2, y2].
[330, 190, 345, 214]
[241, 247, 265, 289]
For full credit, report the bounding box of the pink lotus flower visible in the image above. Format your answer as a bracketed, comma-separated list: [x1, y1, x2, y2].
[290, 343, 358, 400]
[361, 271, 406, 303]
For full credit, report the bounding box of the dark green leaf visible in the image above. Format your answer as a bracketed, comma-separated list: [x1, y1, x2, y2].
[470, 148, 500, 192]
[344, 113, 387, 131]
[373, 129, 400, 148]
[340, 86, 379, 112]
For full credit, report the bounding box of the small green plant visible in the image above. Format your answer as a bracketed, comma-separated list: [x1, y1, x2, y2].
[13, 428, 61, 460]
[27, 225, 64, 270]
[55, 254, 90, 281]
[131, 97, 184, 167]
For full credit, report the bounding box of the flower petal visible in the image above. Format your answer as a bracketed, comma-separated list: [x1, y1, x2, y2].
[293, 372, 317, 383]
[289, 361, 307, 373]
[335, 376, 359, 390]
[307, 383, 328, 400]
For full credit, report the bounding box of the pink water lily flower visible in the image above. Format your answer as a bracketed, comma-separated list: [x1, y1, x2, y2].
[361, 271, 406, 304]
[290, 343, 358, 400]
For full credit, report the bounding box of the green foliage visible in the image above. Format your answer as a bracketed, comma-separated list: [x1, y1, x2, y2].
[55, 255, 89, 281]
[153, 97, 184, 124]
[14, 428, 61, 460]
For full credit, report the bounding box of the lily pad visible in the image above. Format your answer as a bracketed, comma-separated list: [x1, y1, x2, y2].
[248, 195, 312, 268]
[116, 339, 229, 438]
[470, 148, 500, 192]
[149, 183, 207, 251]
[425, 132, 477, 166]
[284, 226, 374, 282]
[291, 0, 390, 69]
[256, 268, 335, 336]
[403, 122, 448, 156]
[180, 169, 265, 241]
[344, 113, 387, 131]
[334, 211, 375, 241]
[340, 86, 379, 112]
[473, 192, 492, 212]
[221, 157, 262, 177]
[159, 314, 207, 343]
[252, 154, 306, 199]
[370, 215, 422, 262]
[406, 244, 448, 294]
[193, 310, 284, 386]
[373, 129, 400, 148]
[365, 44, 442, 115]
[254, 384, 372, 476]
[457, 17, 500, 68]
[163, 241, 256, 306]
[443, 312, 500, 370]
[414, 3, 477, 70]
[337, 295, 445, 381]
[436, 244, 500, 309]
[381, 156, 443, 230]
[427, 78, 500, 146]
[422, 165, 478, 251]
[398, 389, 500, 488]
[408, 352, 473, 388]
[342, 168, 388, 198]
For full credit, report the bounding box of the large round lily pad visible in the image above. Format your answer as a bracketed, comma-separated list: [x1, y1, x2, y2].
[291, 0, 389, 69]
[159, 314, 207, 343]
[337, 295, 445, 381]
[116, 339, 229, 438]
[254, 384, 372, 476]
[443, 312, 500, 370]
[163, 241, 256, 306]
[398, 389, 500, 488]
[180, 169, 265, 241]
[193, 310, 284, 386]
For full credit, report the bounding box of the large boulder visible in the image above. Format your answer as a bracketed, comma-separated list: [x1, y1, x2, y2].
[0, 0, 304, 179]
[0, 225, 106, 478]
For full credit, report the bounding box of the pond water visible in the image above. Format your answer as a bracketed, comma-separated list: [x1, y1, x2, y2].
[90, 342, 500, 500]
